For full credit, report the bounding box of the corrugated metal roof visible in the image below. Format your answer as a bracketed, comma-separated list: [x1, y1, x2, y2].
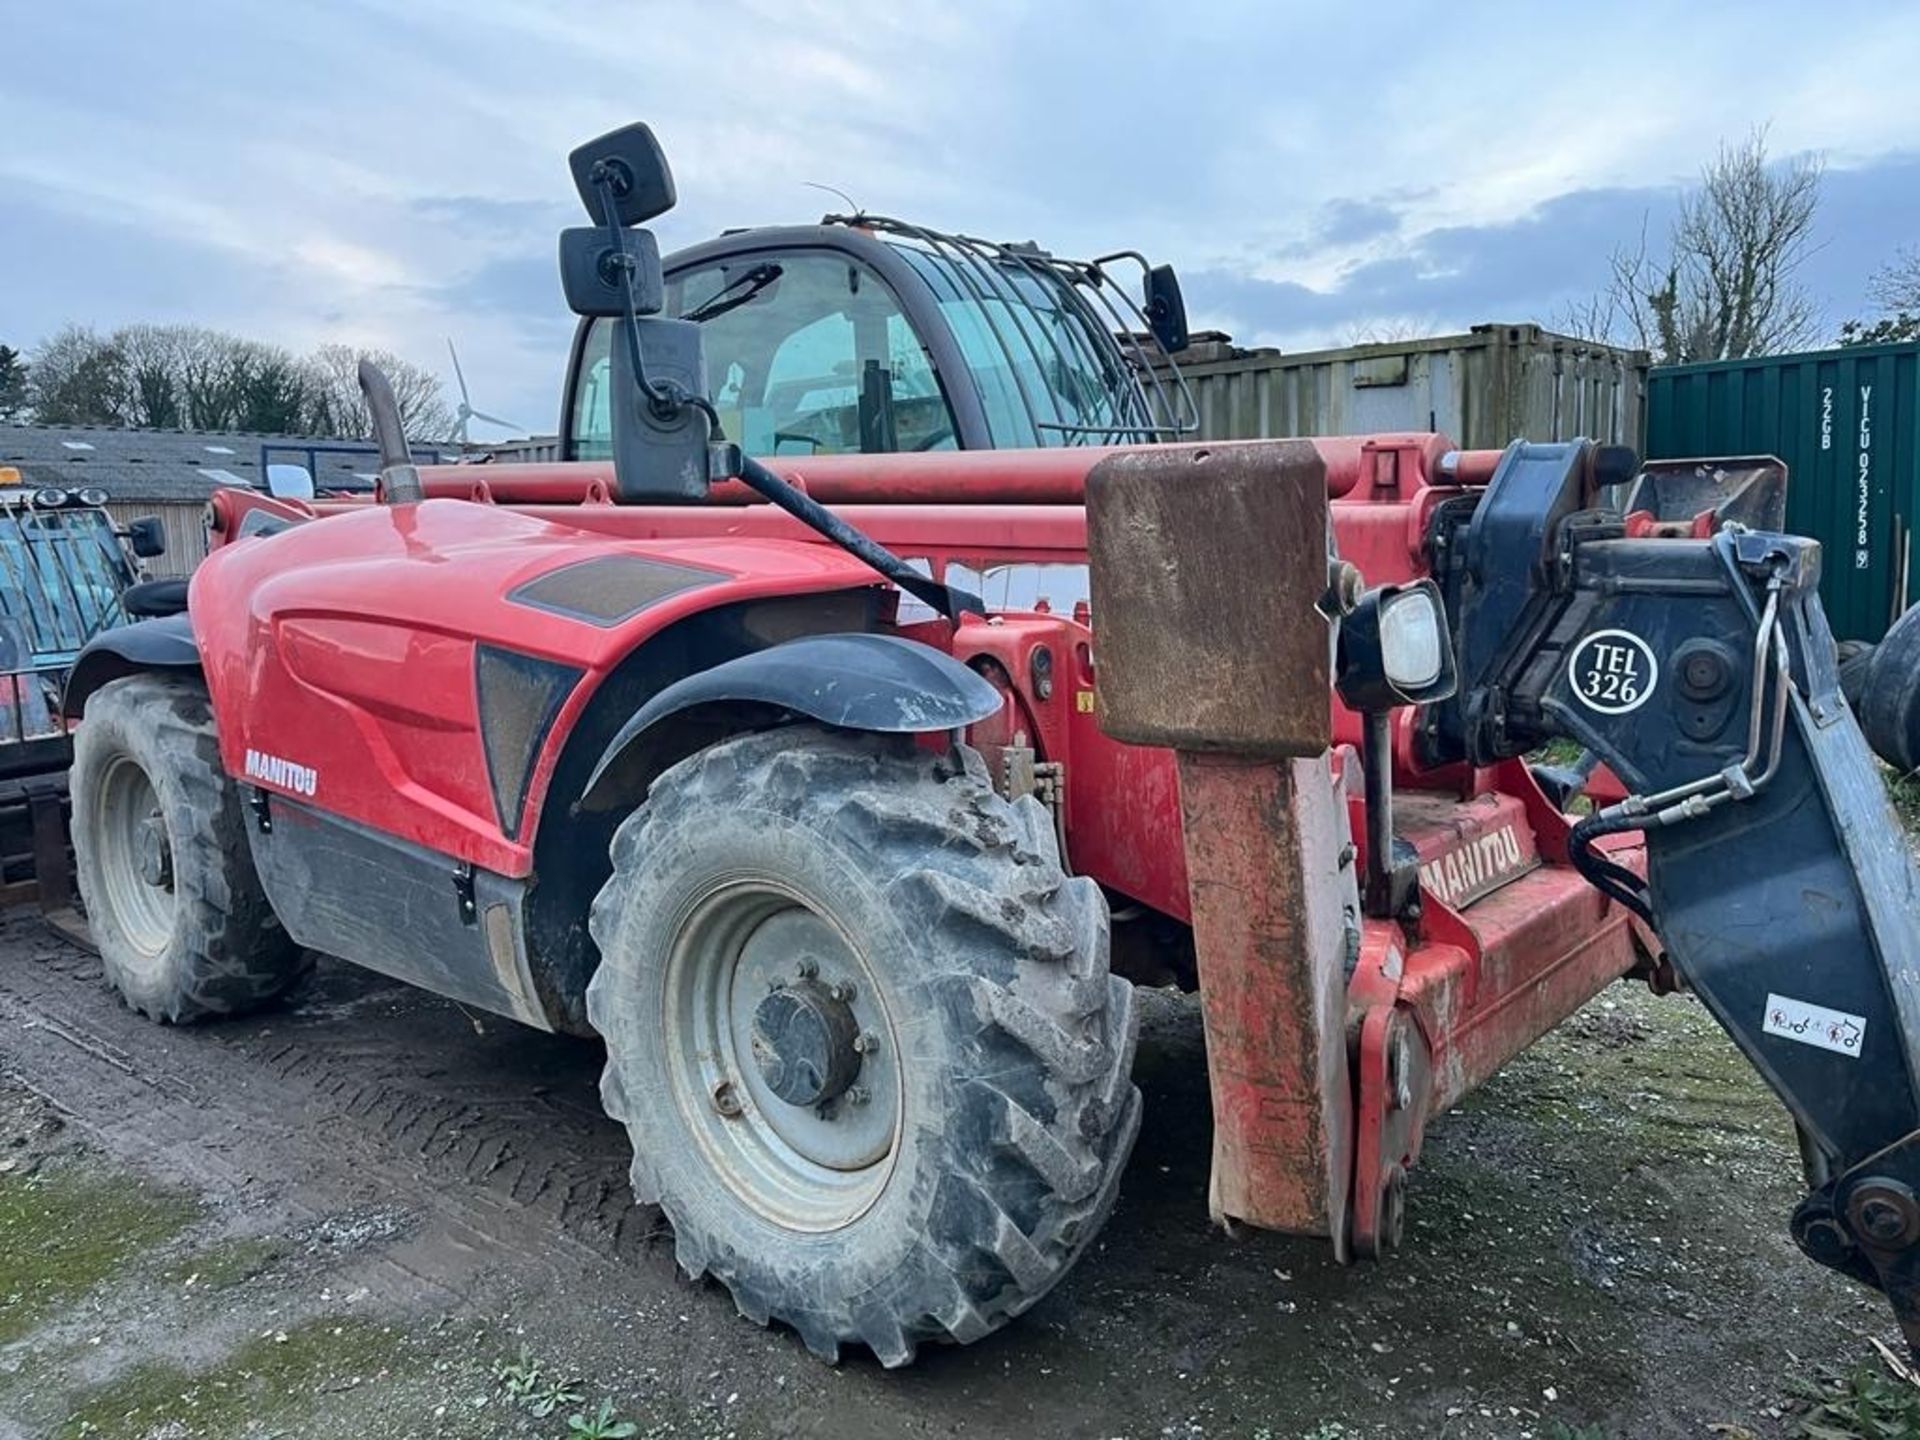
[0, 424, 450, 502]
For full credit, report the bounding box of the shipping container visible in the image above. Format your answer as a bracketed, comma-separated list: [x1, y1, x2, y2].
[1645, 340, 1920, 642]
[1156, 323, 1648, 450]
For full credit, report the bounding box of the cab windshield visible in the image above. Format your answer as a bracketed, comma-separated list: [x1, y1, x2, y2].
[0, 505, 132, 662]
[889, 242, 1152, 447]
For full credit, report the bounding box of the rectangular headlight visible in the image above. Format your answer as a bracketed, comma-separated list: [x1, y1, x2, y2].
[1380, 590, 1444, 688]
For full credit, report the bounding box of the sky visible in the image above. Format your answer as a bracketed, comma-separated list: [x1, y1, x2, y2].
[3, 0, 1917, 438]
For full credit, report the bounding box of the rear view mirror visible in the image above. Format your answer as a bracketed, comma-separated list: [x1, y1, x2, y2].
[126, 516, 166, 559]
[1145, 264, 1189, 353]
[569, 123, 676, 227]
[559, 227, 664, 318]
[265, 463, 315, 501]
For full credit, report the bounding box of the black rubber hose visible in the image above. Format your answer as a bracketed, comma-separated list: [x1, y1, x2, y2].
[1568, 808, 1657, 929]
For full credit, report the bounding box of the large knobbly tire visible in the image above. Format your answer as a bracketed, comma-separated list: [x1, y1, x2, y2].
[71, 674, 308, 1022]
[586, 724, 1141, 1366]
[1859, 608, 1920, 772]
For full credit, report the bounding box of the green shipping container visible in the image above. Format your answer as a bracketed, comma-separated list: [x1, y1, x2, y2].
[1645, 341, 1920, 641]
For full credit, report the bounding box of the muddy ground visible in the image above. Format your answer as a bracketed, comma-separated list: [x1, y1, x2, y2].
[0, 906, 1898, 1440]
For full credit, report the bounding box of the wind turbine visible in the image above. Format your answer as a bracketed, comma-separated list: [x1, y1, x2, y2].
[446, 339, 524, 445]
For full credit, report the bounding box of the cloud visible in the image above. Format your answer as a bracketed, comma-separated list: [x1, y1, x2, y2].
[1183, 151, 1920, 352]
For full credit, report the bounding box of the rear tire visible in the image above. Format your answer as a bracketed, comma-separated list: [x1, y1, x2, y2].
[71, 674, 308, 1022]
[586, 725, 1140, 1366]
[1860, 608, 1920, 772]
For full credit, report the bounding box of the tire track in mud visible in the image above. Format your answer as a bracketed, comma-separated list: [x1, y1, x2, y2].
[0, 912, 668, 1283]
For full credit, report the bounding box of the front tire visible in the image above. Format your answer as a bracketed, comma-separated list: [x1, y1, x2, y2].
[586, 725, 1140, 1366]
[71, 674, 308, 1022]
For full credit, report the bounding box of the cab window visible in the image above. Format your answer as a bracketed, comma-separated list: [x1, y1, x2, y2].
[568, 251, 957, 461]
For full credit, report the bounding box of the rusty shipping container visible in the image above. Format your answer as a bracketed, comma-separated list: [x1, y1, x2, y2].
[1158, 323, 1647, 450]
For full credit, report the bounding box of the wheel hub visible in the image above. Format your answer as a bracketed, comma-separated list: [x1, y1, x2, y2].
[135, 812, 172, 890]
[750, 979, 862, 1108]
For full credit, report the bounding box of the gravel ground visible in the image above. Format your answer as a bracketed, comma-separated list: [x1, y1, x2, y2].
[0, 906, 1897, 1440]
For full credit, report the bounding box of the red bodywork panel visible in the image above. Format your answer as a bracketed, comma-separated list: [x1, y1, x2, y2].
[193, 498, 881, 877]
[202, 433, 1647, 1251]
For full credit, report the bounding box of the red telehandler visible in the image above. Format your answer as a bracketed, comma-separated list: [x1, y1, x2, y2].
[61, 124, 1920, 1366]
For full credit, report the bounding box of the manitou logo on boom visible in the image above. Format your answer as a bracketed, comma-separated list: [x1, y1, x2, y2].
[243, 748, 318, 798]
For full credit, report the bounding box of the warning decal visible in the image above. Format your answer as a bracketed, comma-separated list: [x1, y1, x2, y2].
[1566, 628, 1659, 715]
[1763, 992, 1866, 1059]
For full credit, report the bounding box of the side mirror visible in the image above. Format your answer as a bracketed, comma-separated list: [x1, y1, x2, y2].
[607, 317, 711, 501]
[265, 463, 315, 501]
[1335, 580, 1458, 712]
[126, 516, 166, 559]
[569, 123, 676, 227]
[561, 121, 709, 503]
[559, 227, 664, 318]
[1145, 264, 1189, 353]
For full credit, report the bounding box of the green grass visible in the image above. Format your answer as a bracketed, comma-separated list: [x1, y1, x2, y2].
[1786, 1352, 1920, 1437]
[0, 1163, 198, 1345]
[58, 1319, 402, 1438]
[1883, 765, 1920, 832]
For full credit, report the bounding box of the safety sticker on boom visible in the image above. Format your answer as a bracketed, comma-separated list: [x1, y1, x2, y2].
[1763, 992, 1866, 1059]
[1567, 628, 1659, 715]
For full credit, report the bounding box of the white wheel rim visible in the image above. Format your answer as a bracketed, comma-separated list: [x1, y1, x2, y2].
[93, 755, 176, 964]
[662, 878, 903, 1233]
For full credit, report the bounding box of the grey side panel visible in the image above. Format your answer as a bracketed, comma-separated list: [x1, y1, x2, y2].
[246, 796, 553, 1032]
[62, 613, 200, 719]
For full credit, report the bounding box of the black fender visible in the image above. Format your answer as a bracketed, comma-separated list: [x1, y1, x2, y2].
[580, 632, 1002, 810]
[62, 613, 201, 720]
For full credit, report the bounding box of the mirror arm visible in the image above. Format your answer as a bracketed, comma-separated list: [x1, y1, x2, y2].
[733, 454, 983, 627]
[593, 170, 699, 425]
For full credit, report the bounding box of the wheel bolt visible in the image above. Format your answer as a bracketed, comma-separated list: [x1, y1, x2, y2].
[795, 958, 819, 980]
[852, 1031, 878, 1055]
[830, 980, 856, 1003]
[711, 1079, 743, 1119]
[846, 1086, 870, 1107]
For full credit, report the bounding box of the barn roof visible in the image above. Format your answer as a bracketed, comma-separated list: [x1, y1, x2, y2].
[0, 424, 452, 502]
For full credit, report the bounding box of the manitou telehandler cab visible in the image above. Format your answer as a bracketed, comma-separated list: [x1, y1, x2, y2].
[62, 124, 1920, 1367]
[558, 194, 1197, 467]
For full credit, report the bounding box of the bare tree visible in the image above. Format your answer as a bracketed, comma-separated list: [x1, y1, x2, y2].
[1839, 247, 1920, 346]
[21, 324, 449, 439]
[305, 344, 452, 441]
[1870, 247, 1920, 313]
[1565, 129, 1824, 362]
[117, 324, 187, 429]
[27, 325, 128, 426]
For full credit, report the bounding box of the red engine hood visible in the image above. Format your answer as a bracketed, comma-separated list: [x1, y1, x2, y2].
[189, 499, 887, 874]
